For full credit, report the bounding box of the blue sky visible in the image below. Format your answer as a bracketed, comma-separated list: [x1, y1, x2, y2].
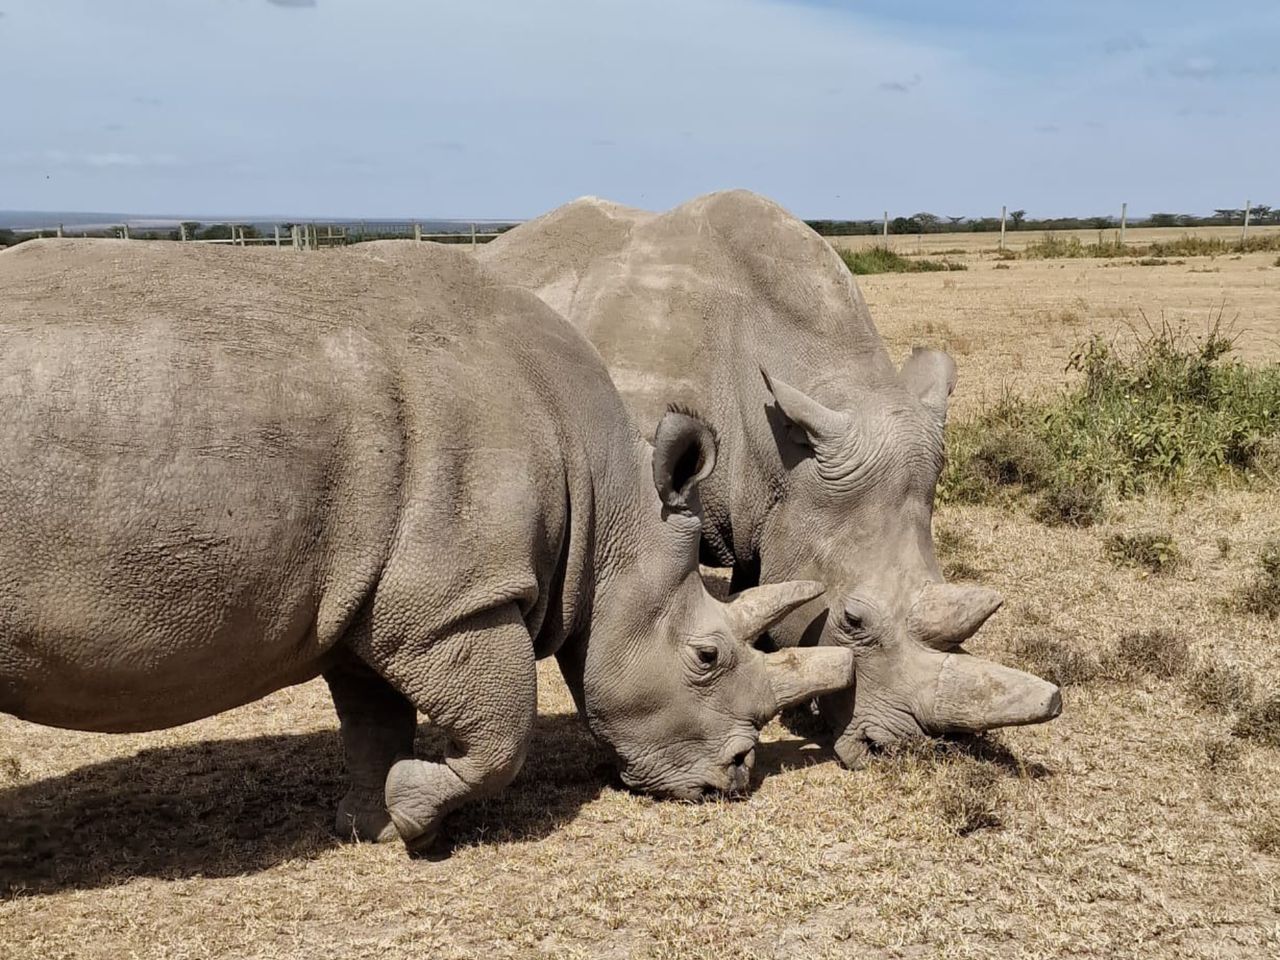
[1, 1, 1276, 219]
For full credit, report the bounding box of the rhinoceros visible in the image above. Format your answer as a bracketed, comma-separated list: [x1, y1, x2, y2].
[477, 190, 1061, 766]
[0, 238, 856, 852]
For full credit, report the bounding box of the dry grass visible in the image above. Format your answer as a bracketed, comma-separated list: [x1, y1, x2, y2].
[828, 224, 1280, 257]
[4, 256, 1280, 959]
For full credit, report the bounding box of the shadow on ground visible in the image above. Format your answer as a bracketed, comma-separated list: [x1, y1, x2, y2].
[0, 712, 605, 898]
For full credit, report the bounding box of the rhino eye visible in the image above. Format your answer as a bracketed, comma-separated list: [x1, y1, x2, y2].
[844, 611, 865, 632]
[691, 642, 719, 670]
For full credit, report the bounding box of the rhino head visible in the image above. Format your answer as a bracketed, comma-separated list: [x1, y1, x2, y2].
[755, 350, 1061, 766]
[569, 411, 856, 798]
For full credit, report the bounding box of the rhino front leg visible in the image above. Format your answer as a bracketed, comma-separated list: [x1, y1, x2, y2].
[378, 604, 536, 855]
[324, 658, 416, 843]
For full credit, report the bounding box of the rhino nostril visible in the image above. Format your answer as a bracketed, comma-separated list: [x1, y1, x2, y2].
[731, 749, 751, 768]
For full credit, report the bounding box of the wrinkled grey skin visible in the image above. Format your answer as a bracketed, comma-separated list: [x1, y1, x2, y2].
[479, 190, 1061, 766]
[0, 238, 855, 852]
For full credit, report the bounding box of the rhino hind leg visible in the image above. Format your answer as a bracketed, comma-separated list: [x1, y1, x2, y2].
[324, 658, 416, 843]
[377, 604, 537, 856]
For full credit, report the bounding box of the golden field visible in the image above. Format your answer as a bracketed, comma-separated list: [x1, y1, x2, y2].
[2, 246, 1278, 959]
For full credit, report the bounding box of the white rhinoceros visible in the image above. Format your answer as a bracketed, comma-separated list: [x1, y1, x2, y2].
[478, 190, 1061, 766]
[0, 238, 855, 853]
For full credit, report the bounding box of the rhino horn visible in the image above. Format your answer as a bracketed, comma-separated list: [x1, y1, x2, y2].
[762, 646, 857, 712]
[725, 579, 826, 646]
[760, 368, 851, 447]
[907, 582, 1003, 651]
[924, 653, 1062, 733]
[900, 347, 957, 427]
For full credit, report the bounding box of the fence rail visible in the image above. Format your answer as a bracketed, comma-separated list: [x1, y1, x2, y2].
[9, 220, 514, 251]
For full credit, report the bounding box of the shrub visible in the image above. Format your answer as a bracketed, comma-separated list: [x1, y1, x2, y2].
[935, 761, 1003, 835]
[1238, 537, 1280, 618]
[838, 247, 966, 275]
[939, 317, 1280, 508]
[1113, 629, 1190, 679]
[1033, 479, 1105, 527]
[1020, 232, 1280, 261]
[1232, 694, 1280, 747]
[1008, 633, 1102, 687]
[1186, 661, 1255, 712]
[1105, 531, 1181, 574]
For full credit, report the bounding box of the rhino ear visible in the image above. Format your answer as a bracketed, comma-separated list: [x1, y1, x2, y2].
[900, 348, 956, 427]
[652, 409, 717, 512]
[760, 367, 850, 450]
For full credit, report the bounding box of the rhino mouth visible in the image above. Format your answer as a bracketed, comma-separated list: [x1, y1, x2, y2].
[616, 739, 757, 800]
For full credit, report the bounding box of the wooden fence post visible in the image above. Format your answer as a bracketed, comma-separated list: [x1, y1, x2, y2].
[471, 223, 477, 250]
[122, 223, 131, 240]
[882, 211, 889, 246]
[1119, 202, 1127, 246]
[291, 225, 301, 250]
[413, 222, 422, 242]
[56, 224, 63, 238]
[1243, 200, 1251, 242]
[180, 223, 188, 242]
[274, 225, 281, 248]
[999, 206, 1006, 251]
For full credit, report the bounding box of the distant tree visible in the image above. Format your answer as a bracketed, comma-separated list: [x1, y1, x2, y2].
[1213, 209, 1244, 223]
[1090, 216, 1115, 230]
[1251, 204, 1272, 223]
[1009, 209, 1027, 229]
[912, 212, 941, 233]
[890, 215, 922, 234]
[1148, 213, 1181, 227]
[947, 216, 966, 228]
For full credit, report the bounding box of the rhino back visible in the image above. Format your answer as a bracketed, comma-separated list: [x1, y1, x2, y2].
[484, 190, 899, 432]
[0, 239, 630, 731]
[0, 240, 406, 730]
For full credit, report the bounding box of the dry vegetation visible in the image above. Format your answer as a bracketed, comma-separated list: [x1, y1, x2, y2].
[3, 246, 1280, 958]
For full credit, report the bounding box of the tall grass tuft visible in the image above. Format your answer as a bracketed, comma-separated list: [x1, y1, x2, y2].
[838, 247, 967, 275]
[1020, 232, 1280, 260]
[940, 316, 1280, 513]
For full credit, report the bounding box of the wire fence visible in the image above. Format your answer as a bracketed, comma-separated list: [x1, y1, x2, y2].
[8, 219, 519, 251]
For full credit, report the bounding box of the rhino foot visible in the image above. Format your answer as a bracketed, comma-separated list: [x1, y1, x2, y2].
[335, 786, 400, 843]
[384, 757, 462, 856]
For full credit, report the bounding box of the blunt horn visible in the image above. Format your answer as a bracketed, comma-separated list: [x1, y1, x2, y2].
[924, 653, 1062, 733]
[763, 647, 857, 713]
[725, 580, 826, 646]
[907, 583, 1004, 651]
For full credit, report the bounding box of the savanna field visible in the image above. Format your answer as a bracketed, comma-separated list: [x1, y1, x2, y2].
[2, 237, 1279, 959]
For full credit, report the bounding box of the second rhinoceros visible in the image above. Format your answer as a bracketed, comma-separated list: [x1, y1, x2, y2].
[0, 238, 855, 853]
[479, 190, 1061, 766]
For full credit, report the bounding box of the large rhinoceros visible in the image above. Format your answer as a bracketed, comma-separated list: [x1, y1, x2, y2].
[478, 190, 1061, 766]
[0, 238, 856, 853]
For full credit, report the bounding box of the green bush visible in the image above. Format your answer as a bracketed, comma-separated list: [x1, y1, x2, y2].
[939, 318, 1280, 509]
[838, 247, 966, 275]
[1020, 232, 1280, 261]
[1105, 531, 1181, 574]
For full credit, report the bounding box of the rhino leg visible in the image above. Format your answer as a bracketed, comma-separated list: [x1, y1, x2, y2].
[324, 658, 416, 843]
[379, 604, 536, 855]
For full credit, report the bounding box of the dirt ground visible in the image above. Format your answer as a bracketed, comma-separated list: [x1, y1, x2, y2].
[2, 248, 1279, 959]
